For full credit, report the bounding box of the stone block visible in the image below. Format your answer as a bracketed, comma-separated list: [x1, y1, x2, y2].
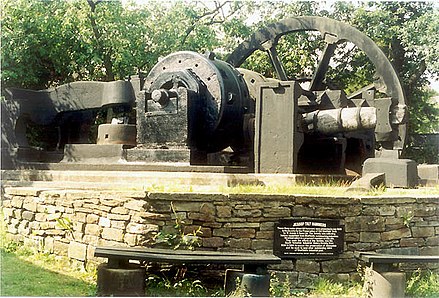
[188, 212, 214, 222]
[126, 223, 158, 234]
[226, 238, 251, 249]
[83, 234, 99, 245]
[385, 217, 406, 230]
[256, 231, 273, 239]
[23, 200, 38, 212]
[251, 239, 272, 250]
[21, 211, 35, 221]
[264, 207, 291, 218]
[74, 212, 87, 223]
[112, 207, 129, 215]
[85, 224, 101, 236]
[100, 198, 122, 207]
[345, 216, 385, 232]
[233, 209, 262, 217]
[47, 213, 62, 221]
[224, 222, 260, 229]
[360, 232, 381, 243]
[107, 213, 131, 221]
[2, 200, 12, 208]
[292, 205, 316, 217]
[124, 200, 147, 211]
[232, 229, 256, 238]
[86, 214, 100, 224]
[259, 222, 274, 231]
[296, 260, 320, 273]
[322, 259, 357, 273]
[138, 212, 166, 220]
[99, 217, 111, 227]
[68, 241, 87, 261]
[400, 238, 425, 247]
[213, 228, 232, 237]
[73, 222, 85, 233]
[2, 207, 14, 217]
[102, 228, 124, 242]
[202, 237, 224, 248]
[44, 237, 54, 253]
[53, 240, 69, 256]
[362, 158, 418, 188]
[111, 220, 127, 230]
[381, 228, 411, 241]
[40, 222, 56, 230]
[124, 233, 138, 246]
[426, 236, 439, 246]
[200, 203, 215, 214]
[11, 197, 23, 208]
[418, 164, 439, 186]
[297, 272, 319, 288]
[411, 226, 435, 238]
[13, 209, 22, 219]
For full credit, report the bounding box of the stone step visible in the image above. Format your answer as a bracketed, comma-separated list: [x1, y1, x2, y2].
[1, 169, 353, 190]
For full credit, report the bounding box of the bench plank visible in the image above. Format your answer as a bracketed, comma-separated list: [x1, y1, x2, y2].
[95, 246, 281, 265]
[355, 252, 439, 264]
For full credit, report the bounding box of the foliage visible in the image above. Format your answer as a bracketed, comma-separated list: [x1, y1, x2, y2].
[144, 273, 219, 297]
[310, 278, 363, 297]
[151, 202, 202, 250]
[406, 270, 439, 298]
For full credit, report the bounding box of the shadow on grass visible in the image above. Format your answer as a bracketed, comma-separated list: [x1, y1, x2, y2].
[1, 249, 95, 296]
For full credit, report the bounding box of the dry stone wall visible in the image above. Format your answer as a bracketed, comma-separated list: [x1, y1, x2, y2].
[2, 187, 438, 286]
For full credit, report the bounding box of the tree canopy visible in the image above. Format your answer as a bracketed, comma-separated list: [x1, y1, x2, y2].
[1, 0, 438, 139]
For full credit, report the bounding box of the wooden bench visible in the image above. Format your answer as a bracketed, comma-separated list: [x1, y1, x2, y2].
[95, 246, 281, 296]
[355, 251, 439, 298]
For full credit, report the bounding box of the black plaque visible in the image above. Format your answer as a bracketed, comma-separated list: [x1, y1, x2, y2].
[273, 218, 344, 258]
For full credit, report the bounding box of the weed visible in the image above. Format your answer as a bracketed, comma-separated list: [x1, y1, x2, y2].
[406, 270, 439, 298]
[402, 211, 414, 228]
[145, 273, 210, 297]
[2, 240, 21, 253]
[151, 202, 202, 250]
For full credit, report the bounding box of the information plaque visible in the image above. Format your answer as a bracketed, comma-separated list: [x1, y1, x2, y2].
[273, 218, 344, 258]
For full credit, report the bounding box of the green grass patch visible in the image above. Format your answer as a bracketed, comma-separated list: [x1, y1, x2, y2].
[0, 248, 96, 296]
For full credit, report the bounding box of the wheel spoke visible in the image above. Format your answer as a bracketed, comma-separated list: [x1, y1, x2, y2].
[263, 40, 288, 81]
[309, 42, 337, 91]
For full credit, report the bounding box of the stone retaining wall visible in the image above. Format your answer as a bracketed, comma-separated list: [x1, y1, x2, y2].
[2, 187, 438, 287]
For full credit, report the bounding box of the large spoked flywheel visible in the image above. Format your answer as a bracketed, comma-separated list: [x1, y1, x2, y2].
[227, 16, 407, 151]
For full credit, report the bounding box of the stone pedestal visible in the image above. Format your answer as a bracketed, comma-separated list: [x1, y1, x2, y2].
[364, 269, 405, 298]
[97, 263, 145, 296]
[363, 158, 418, 188]
[224, 269, 271, 297]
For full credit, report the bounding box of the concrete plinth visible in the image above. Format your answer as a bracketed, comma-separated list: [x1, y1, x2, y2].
[364, 269, 405, 298]
[363, 158, 418, 188]
[97, 263, 145, 296]
[224, 269, 270, 297]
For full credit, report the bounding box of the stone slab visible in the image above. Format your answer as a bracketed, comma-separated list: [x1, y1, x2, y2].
[363, 158, 418, 188]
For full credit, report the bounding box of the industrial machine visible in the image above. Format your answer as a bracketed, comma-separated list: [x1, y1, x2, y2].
[2, 17, 407, 175]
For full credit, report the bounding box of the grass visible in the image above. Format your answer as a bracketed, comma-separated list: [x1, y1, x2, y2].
[0, 249, 95, 296]
[0, 231, 96, 296]
[145, 181, 439, 196]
